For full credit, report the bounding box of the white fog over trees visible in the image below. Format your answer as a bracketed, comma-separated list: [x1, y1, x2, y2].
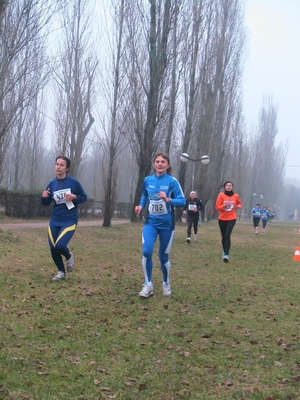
[0, 0, 297, 224]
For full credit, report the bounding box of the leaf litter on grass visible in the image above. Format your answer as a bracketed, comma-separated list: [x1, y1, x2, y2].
[1, 220, 300, 399]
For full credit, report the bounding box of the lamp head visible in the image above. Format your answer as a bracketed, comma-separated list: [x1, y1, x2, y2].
[200, 155, 210, 165]
[180, 153, 189, 162]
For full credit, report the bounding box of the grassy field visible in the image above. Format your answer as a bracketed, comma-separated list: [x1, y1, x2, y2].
[1, 217, 300, 399]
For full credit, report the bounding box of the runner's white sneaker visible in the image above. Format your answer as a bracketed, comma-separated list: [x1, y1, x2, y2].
[139, 282, 154, 297]
[194, 234, 197, 241]
[163, 283, 171, 296]
[66, 252, 75, 272]
[52, 271, 66, 280]
[186, 237, 191, 243]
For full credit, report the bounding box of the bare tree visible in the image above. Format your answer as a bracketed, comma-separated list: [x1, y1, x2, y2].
[53, 0, 97, 178]
[0, 0, 290, 224]
[0, 0, 61, 183]
[123, 0, 175, 220]
[99, 0, 128, 227]
[177, 0, 206, 195]
[0, 0, 7, 21]
[24, 94, 47, 190]
[164, 0, 182, 154]
[8, 24, 49, 189]
[250, 97, 286, 206]
[190, 0, 246, 211]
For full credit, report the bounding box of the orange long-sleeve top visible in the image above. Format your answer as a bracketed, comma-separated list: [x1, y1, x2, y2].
[215, 192, 242, 220]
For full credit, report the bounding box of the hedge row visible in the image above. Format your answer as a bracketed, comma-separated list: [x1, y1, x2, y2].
[0, 189, 132, 219]
[0, 189, 93, 218]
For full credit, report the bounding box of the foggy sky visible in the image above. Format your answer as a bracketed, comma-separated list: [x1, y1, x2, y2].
[243, 0, 300, 183]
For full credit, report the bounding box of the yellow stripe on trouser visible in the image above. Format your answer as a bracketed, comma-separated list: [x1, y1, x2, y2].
[48, 224, 77, 246]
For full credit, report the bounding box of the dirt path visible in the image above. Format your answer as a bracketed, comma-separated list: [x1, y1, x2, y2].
[0, 219, 129, 230]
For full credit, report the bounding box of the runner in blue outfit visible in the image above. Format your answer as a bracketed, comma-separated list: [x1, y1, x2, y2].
[251, 203, 262, 234]
[135, 152, 186, 297]
[41, 156, 87, 280]
[261, 206, 270, 232]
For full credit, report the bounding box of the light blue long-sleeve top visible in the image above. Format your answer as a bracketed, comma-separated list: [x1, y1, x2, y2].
[139, 172, 185, 230]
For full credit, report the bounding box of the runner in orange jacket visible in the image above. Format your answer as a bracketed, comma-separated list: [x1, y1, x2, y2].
[215, 180, 242, 263]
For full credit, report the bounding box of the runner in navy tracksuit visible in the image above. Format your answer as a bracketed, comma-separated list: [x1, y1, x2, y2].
[135, 152, 186, 297]
[182, 191, 203, 243]
[41, 156, 87, 280]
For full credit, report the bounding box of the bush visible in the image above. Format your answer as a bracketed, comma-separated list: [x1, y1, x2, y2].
[0, 189, 131, 219]
[1, 189, 95, 218]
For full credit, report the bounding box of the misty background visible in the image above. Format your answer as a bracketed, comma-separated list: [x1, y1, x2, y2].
[0, 0, 298, 226]
[243, 0, 300, 184]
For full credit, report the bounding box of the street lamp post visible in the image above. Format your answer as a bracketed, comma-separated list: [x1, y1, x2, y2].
[252, 193, 264, 201]
[180, 152, 210, 191]
[252, 193, 264, 208]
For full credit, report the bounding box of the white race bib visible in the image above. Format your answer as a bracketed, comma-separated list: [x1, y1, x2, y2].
[224, 200, 234, 211]
[148, 199, 168, 215]
[53, 188, 71, 204]
[188, 204, 197, 211]
[53, 188, 75, 209]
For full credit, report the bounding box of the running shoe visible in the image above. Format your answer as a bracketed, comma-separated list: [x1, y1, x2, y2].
[66, 252, 75, 272]
[139, 282, 154, 297]
[186, 237, 191, 243]
[52, 271, 66, 280]
[222, 255, 229, 263]
[163, 283, 171, 296]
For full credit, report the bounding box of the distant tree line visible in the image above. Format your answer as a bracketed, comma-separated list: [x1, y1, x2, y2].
[0, 0, 295, 223]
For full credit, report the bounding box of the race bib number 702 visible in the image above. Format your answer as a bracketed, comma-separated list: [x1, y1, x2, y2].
[148, 199, 168, 215]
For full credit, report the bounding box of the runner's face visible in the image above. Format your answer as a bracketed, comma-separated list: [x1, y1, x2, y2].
[55, 158, 68, 178]
[225, 182, 233, 191]
[154, 156, 169, 175]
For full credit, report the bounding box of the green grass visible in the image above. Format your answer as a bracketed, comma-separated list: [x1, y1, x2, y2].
[1, 219, 300, 399]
